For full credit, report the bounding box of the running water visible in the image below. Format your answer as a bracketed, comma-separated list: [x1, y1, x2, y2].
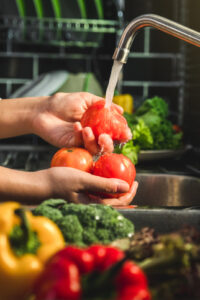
[105, 60, 123, 108]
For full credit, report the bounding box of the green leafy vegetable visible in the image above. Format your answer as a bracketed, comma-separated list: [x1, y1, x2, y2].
[136, 96, 168, 118]
[116, 96, 183, 164]
[32, 201, 134, 247]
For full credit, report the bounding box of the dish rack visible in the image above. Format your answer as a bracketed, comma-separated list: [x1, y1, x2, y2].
[0, 15, 119, 47]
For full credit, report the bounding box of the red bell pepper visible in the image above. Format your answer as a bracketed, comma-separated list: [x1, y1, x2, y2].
[34, 245, 151, 300]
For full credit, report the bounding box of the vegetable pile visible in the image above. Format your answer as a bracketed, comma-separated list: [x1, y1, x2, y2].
[34, 245, 151, 300]
[33, 200, 134, 247]
[114, 226, 200, 300]
[115, 96, 183, 164]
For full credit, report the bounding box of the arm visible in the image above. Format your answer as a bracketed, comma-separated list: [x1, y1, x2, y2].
[0, 166, 130, 205]
[0, 97, 45, 139]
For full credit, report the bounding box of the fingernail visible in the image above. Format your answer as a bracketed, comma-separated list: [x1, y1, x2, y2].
[117, 181, 129, 192]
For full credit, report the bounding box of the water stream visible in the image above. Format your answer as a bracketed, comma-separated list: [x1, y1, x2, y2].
[105, 60, 123, 108]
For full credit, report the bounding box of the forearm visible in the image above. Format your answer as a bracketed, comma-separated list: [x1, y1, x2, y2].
[0, 97, 47, 139]
[0, 166, 52, 204]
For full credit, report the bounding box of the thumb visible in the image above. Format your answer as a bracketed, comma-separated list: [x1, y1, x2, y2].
[79, 173, 130, 194]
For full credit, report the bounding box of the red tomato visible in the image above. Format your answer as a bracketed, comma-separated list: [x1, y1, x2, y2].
[92, 153, 136, 198]
[81, 100, 131, 143]
[51, 147, 93, 173]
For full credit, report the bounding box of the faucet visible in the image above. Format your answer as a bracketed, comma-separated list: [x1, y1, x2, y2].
[113, 14, 200, 64]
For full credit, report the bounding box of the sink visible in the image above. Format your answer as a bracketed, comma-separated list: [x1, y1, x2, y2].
[133, 173, 200, 207]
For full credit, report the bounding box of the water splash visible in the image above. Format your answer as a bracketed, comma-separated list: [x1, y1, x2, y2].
[105, 60, 123, 108]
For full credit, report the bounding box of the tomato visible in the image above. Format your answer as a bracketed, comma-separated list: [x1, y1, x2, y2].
[92, 153, 136, 198]
[81, 100, 131, 143]
[51, 147, 93, 173]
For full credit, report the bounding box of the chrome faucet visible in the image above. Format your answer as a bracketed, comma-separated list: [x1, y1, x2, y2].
[113, 14, 200, 64]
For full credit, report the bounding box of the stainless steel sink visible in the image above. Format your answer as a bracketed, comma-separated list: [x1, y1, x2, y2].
[133, 174, 200, 207]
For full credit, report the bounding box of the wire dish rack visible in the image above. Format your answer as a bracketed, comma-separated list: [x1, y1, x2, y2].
[0, 15, 120, 48]
[0, 144, 56, 171]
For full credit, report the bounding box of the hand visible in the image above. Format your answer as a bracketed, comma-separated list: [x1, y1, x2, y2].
[47, 167, 138, 206]
[32, 92, 126, 154]
[75, 181, 139, 206]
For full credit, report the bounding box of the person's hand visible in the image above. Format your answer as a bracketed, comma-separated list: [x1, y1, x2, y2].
[75, 181, 139, 206]
[46, 167, 138, 206]
[32, 92, 129, 154]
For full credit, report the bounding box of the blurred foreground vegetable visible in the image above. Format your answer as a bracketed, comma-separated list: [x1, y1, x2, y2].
[124, 226, 200, 300]
[34, 245, 151, 300]
[116, 96, 183, 164]
[0, 202, 65, 300]
[33, 201, 134, 247]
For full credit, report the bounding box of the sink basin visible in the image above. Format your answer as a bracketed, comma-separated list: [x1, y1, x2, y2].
[133, 173, 200, 207]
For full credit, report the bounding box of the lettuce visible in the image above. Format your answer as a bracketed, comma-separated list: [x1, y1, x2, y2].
[115, 96, 183, 164]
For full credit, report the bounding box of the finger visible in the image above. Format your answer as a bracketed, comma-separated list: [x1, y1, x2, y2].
[98, 134, 114, 153]
[82, 127, 100, 155]
[100, 181, 139, 206]
[82, 92, 104, 108]
[80, 174, 130, 194]
[73, 122, 83, 146]
[121, 127, 132, 142]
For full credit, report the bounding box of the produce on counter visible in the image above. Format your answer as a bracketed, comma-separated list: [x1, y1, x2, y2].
[115, 96, 183, 164]
[92, 153, 136, 198]
[114, 226, 200, 300]
[51, 147, 93, 172]
[81, 99, 132, 143]
[113, 93, 134, 114]
[34, 245, 151, 300]
[0, 202, 65, 300]
[33, 200, 134, 247]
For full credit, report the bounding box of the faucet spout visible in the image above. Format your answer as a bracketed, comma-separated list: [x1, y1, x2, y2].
[113, 14, 200, 63]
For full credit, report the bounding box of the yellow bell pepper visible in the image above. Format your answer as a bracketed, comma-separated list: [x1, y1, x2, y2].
[0, 202, 65, 300]
[113, 94, 134, 114]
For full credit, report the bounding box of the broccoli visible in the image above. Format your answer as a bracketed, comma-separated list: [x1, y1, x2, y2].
[82, 227, 99, 245]
[33, 205, 63, 223]
[40, 199, 67, 208]
[96, 228, 112, 244]
[110, 216, 135, 239]
[57, 215, 83, 245]
[33, 202, 134, 247]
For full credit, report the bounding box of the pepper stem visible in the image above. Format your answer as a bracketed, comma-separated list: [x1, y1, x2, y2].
[14, 208, 32, 245]
[82, 255, 129, 299]
[9, 208, 40, 257]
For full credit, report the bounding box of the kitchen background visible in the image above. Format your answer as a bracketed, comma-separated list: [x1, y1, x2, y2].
[0, 0, 200, 171]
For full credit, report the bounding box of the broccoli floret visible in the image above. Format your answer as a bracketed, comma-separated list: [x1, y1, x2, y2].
[96, 228, 111, 245]
[110, 216, 134, 240]
[61, 203, 86, 216]
[57, 215, 83, 244]
[40, 199, 67, 208]
[32, 205, 63, 224]
[97, 205, 121, 228]
[79, 205, 101, 228]
[82, 227, 99, 245]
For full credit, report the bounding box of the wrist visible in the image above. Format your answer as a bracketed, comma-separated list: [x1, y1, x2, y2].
[28, 96, 49, 134]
